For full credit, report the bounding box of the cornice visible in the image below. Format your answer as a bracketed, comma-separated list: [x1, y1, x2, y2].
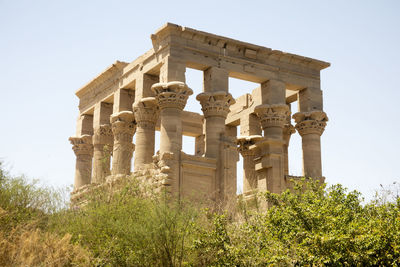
[76, 61, 128, 99]
[151, 23, 330, 71]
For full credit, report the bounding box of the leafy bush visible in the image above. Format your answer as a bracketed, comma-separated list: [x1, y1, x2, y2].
[50, 177, 199, 266]
[1, 161, 399, 266]
[193, 180, 400, 266]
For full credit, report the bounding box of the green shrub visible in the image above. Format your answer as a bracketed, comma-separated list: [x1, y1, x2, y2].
[1, 160, 400, 266]
[51, 177, 199, 266]
[191, 179, 400, 266]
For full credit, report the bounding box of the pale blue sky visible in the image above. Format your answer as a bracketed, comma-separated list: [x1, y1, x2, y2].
[1, 0, 399, 200]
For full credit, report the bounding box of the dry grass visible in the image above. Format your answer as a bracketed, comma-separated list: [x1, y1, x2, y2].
[0, 224, 91, 267]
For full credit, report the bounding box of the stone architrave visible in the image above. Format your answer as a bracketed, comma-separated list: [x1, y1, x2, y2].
[237, 135, 263, 196]
[92, 124, 113, 183]
[293, 110, 328, 178]
[196, 91, 235, 158]
[69, 135, 93, 190]
[133, 97, 159, 170]
[110, 111, 136, 176]
[254, 103, 290, 194]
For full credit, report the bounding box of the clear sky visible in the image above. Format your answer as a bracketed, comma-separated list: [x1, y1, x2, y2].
[1, 0, 399, 200]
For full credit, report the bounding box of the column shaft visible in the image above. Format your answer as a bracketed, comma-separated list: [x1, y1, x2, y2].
[204, 116, 225, 158]
[160, 107, 183, 154]
[92, 102, 113, 183]
[302, 133, 322, 177]
[197, 91, 235, 158]
[152, 81, 193, 193]
[69, 135, 93, 190]
[254, 79, 288, 194]
[283, 117, 296, 176]
[243, 154, 256, 193]
[195, 134, 205, 156]
[237, 136, 262, 198]
[133, 97, 158, 170]
[92, 125, 113, 183]
[293, 111, 328, 178]
[111, 111, 136, 176]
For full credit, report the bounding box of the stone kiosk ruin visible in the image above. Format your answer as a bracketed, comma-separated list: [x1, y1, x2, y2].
[69, 23, 329, 205]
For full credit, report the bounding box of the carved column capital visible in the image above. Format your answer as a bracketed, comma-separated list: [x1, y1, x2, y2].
[92, 124, 113, 145]
[196, 91, 235, 118]
[254, 104, 290, 129]
[283, 124, 296, 144]
[151, 81, 193, 110]
[69, 135, 93, 156]
[133, 97, 159, 129]
[110, 111, 136, 142]
[236, 135, 263, 157]
[293, 111, 328, 136]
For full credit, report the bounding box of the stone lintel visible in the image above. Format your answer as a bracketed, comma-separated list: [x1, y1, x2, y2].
[226, 87, 298, 126]
[152, 23, 330, 72]
[76, 61, 128, 98]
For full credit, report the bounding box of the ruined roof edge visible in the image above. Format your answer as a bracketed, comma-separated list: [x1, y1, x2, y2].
[75, 60, 128, 97]
[152, 22, 331, 70]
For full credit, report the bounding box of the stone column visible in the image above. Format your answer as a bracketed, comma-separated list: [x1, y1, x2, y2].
[110, 111, 136, 176]
[92, 102, 113, 183]
[293, 111, 328, 178]
[92, 125, 113, 183]
[294, 86, 327, 179]
[69, 135, 93, 190]
[196, 91, 235, 158]
[133, 97, 159, 170]
[254, 79, 289, 194]
[152, 82, 192, 154]
[283, 111, 296, 176]
[237, 136, 263, 196]
[220, 125, 239, 204]
[195, 134, 205, 156]
[152, 81, 192, 192]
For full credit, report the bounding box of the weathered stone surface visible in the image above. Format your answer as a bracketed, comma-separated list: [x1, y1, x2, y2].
[293, 111, 328, 136]
[70, 23, 330, 207]
[69, 135, 93, 190]
[237, 135, 263, 196]
[255, 104, 290, 130]
[197, 91, 235, 158]
[293, 111, 328, 178]
[151, 81, 193, 110]
[196, 91, 235, 118]
[110, 111, 136, 176]
[133, 97, 159, 170]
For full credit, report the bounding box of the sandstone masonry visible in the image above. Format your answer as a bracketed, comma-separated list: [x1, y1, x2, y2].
[69, 23, 329, 205]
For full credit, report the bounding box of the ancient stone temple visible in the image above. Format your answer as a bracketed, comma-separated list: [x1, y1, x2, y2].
[69, 23, 329, 204]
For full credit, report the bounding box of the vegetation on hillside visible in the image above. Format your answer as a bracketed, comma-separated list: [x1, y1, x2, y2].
[1, 162, 399, 266]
